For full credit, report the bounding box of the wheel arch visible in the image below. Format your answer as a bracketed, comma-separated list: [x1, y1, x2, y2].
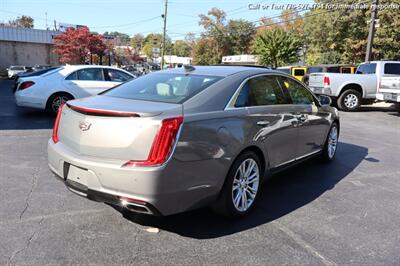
[338, 83, 364, 97]
[46, 91, 75, 107]
[231, 145, 267, 177]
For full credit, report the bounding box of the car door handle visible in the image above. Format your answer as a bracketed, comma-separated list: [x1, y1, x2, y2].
[256, 120, 270, 126]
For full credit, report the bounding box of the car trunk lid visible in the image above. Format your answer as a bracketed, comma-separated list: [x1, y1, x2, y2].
[57, 96, 183, 161]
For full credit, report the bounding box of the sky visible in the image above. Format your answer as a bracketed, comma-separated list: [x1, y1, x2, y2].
[0, 0, 314, 40]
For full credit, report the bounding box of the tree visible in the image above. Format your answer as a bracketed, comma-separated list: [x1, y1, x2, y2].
[172, 40, 191, 57]
[199, 8, 229, 60]
[227, 19, 256, 54]
[142, 43, 155, 59]
[1, 15, 34, 28]
[53, 27, 107, 64]
[252, 28, 302, 68]
[196, 8, 257, 63]
[303, 0, 400, 63]
[131, 33, 144, 51]
[192, 38, 220, 65]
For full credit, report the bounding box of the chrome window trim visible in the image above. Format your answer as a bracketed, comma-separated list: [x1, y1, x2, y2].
[224, 72, 309, 110]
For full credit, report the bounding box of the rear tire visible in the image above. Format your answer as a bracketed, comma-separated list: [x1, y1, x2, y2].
[321, 123, 339, 162]
[46, 93, 73, 116]
[213, 151, 263, 218]
[337, 89, 361, 111]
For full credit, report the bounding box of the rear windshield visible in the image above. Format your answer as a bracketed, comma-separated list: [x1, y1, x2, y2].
[293, 69, 305, 76]
[356, 63, 376, 74]
[103, 73, 222, 103]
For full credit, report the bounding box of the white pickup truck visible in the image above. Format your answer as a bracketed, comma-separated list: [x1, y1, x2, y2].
[309, 61, 400, 111]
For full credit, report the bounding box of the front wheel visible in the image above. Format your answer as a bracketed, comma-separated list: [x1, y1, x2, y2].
[213, 151, 262, 218]
[321, 123, 339, 162]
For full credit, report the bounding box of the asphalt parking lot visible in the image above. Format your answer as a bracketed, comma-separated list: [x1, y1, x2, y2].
[1, 79, 399, 265]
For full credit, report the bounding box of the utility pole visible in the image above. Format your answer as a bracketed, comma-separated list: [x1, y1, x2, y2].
[365, 0, 379, 62]
[160, 0, 168, 70]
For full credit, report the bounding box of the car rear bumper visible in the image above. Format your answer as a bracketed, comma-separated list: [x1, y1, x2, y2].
[376, 92, 400, 102]
[14, 91, 46, 109]
[48, 139, 220, 216]
[309, 86, 333, 96]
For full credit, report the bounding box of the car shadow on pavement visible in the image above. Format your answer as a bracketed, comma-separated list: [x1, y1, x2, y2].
[118, 142, 368, 239]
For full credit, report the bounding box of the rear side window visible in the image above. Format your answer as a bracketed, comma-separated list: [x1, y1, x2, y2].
[384, 63, 400, 75]
[234, 75, 287, 107]
[356, 63, 376, 74]
[278, 76, 315, 105]
[293, 69, 305, 76]
[65, 71, 78, 80]
[103, 73, 222, 104]
[105, 69, 133, 82]
[77, 68, 104, 81]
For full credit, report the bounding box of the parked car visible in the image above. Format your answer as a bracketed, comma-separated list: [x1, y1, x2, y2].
[302, 64, 356, 85]
[377, 75, 400, 112]
[7, 66, 28, 79]
[14, 65, 135, 115]
[32, 64, 52, 72]
[122, 65, 143, 77]
[276, 66, 307, 81]
[308, 61, 400, 111]
[48, 65, 339, 218]
[13, 66, 60, 92]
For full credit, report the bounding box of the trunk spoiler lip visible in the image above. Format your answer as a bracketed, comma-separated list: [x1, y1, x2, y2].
[66, 103, 141, 117]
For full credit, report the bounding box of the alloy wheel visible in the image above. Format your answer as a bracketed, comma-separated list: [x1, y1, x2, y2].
[344, 94, 358, 109]
[52, 96, 69, 113]
[328, 126, 338, 159]
[232, 158, 259, 212]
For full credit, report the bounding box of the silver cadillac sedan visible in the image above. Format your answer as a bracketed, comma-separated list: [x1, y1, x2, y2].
[48, 65, 339, 218]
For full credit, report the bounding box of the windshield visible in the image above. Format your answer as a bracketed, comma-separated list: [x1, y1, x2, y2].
[103, 73, 222, 104]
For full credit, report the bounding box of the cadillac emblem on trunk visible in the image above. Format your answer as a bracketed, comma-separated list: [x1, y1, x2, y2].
[78, 121, 91, 131]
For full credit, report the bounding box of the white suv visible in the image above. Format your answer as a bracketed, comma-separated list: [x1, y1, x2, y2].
[14, 65, 135, 115]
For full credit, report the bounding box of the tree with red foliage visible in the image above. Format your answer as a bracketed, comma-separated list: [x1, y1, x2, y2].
[54, 27, 107, 64]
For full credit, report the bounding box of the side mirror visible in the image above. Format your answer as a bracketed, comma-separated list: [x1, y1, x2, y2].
[319, 95, 332, 106]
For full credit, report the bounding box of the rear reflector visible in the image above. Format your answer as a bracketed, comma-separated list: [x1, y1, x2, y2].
[52, 103, 64, 143]
[66, 103, 140, 117]
[19, 81, 35, 90]
[123, 116, 183, 167]
[323, 76, 330, 86]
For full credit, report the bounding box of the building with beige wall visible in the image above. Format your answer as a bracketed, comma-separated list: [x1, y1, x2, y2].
[0, 27, 61, 70]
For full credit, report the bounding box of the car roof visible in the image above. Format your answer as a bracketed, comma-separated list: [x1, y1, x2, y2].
[160, 65, 273, 77]
[64, 64, 116, 70]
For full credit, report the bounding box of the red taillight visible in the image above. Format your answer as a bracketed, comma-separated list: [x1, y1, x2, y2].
[124, 116, 183, 167]
[323, 76, 330, 86]
[19, 81, 35, 90]
[52, 104, 64, 143]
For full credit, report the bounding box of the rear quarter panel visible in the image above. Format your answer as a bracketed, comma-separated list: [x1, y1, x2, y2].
[174, 108, 265, 192]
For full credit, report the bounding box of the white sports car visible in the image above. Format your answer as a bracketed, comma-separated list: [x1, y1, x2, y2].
[14, 65, 135, 115]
